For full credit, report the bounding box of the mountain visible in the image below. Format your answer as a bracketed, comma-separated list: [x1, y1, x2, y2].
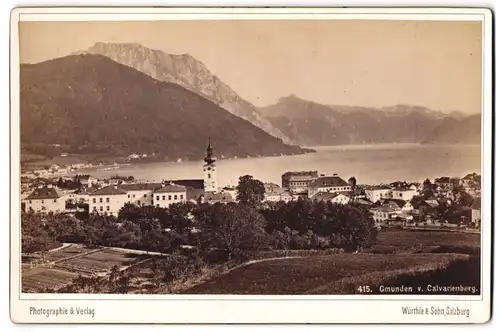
[421, 114, 481, 144]
[259, 95, 474, 146]
[74, 42, 294, 144]
[20, 54, 311, 161]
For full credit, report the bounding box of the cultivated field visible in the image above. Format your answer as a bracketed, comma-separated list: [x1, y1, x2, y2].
[22, 268, 79, 293]
[22, 245, 152, 293]
[183, 253, 468, 294]
[45, 245, 97, 262]
[55, 248, 147, 274]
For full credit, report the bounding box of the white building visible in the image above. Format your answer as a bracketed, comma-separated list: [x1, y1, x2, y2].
[390, 188, 418, 201]
[23, 185, 67, 213]
[118, 183, 160, 206]
[74, 174, 95, 187]
[365, 186, 392, 203]
[308, 174, 350, 198]
[264, 182, 286, 202]
[153, 183, 187, 208]
[89, 185, 129, 216]
[312, 192, 350, 205]
[370, 201, 413, 224]
[88, 180, 202, 216]
[87, 139, 221, 216]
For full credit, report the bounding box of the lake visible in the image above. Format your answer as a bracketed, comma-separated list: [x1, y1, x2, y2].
[84, 144, 481, 186]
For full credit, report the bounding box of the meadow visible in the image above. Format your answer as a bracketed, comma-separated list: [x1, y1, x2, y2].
[366, 228, 480, 254]
[183, 253, 468, 294]
[182, 229, 481, 295]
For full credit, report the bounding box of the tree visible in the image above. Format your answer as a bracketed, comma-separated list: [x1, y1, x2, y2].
[201, 203, 268, 260]
[21, 212, 58, 259]
[422, 178, 435, 199]
[118, 203, 143, 221]
[348, 176, 357, 200]
[236, 175, 265, 208]
[458, 191, 475, 208]
[167, 202, 196, 234]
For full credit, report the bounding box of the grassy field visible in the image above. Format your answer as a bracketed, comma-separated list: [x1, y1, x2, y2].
[183, 229, 481, 295]
[183, 253, 468, 294]
[366, 229, 480, 254]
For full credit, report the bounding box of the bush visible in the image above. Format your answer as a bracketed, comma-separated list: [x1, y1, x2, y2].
[431, 245, 480, 256]
[364, 245, 397, 254]
[251, 248, 343, 260]
[204, 249, 231, 264]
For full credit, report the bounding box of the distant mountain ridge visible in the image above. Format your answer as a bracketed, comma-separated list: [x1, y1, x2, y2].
[259, 95, 479, 146]
[74, 42, 295, 144]
[421, 114, 481, 145]
[20, 54, 311, 161]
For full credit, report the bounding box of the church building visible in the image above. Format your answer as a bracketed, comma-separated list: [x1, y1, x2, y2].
[201, 138, 234, 204]
[87, 138, 233, 215]
[203, 138, 217, 193]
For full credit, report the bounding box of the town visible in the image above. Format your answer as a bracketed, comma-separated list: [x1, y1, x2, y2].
[21, 140, 481, 230]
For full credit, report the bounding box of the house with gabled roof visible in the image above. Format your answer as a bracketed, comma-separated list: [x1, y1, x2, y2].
[282, 171, 319, 194]
[89, 185, 129, 216]
[312, 192, 350, 205]
[391, 187, 418, 201]
[153, 183, 187, 208]
[365, 185, 392, 203]
[382, 199, 414, 212]
[202, 191, 234, 205]
[24, 185, 67, 213]
[308, 174, 350, 198]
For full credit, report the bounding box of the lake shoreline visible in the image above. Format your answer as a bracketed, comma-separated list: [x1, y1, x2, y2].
[62, 144, 481, 188]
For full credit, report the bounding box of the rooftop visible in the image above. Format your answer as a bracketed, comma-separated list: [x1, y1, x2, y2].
[282, 171, 318, 179]
[25, 187, 64, 200]
[309, 175, 349, 188]
[382, 199, 408, 209]
[154, 184, 187, 193]
[392, 187, 416, 192]
[89, 186, 128, 196]
[204, 191, 234, 203]
[366, 185, 391, 191]
[312, 191, 346, 201]
[424, 200, 440, 208]
[118, 183, 162, 191]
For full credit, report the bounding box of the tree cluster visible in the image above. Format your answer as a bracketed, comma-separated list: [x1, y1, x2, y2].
[260, 200, 377, 252]
[56, 177, 83, 190]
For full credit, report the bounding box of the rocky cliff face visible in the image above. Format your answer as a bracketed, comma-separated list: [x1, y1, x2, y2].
[76, 42, 294, 144]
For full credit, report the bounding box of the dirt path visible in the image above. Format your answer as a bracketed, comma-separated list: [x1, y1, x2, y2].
[49, 243, 73, 252]
[175, 255, 310, 294]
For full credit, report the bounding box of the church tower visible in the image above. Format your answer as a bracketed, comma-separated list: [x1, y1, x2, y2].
[203, 138, 217, 193]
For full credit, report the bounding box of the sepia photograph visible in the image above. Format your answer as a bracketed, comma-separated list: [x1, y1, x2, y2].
[10, 7, 492, 324]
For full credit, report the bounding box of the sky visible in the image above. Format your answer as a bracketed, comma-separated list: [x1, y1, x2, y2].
[19, 20, 482, 114]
